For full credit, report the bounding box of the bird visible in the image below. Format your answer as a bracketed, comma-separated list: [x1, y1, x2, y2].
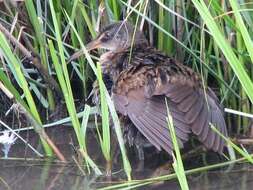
[69, 21, 228, 158]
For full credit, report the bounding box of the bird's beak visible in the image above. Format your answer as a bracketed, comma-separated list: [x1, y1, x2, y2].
[67, 38, 101, 63]
[86, 39, 101, 51]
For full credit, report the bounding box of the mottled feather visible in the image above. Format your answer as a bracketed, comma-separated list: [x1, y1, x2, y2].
[110, 47, 227, 155]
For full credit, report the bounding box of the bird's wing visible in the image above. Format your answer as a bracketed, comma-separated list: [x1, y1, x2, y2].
[112, 65, 227, 154]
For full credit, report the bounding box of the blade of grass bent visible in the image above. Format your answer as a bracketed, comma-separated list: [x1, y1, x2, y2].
[48, 0, 86, 151]
[210, 124, 253, 164]
[25, 0, 55, 111]
[97, 63, 111, 162]
[0, 32, 52, 155]
[98, 154, 253, 190]
[64, 11, 131, 180]
[48, 39, 102, 175]
[229, 0, 253, 64]
[192, 0, 253, 104]
[165, 99, 189, 190]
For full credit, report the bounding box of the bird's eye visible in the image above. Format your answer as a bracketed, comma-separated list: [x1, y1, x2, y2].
[100, 32, 110, 42]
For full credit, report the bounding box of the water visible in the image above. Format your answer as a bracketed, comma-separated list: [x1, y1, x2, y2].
[0, 126, 252, 190]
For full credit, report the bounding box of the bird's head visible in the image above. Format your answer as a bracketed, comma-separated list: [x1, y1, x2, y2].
[68, 21, 148, 62]
[87, 21, 147, 51]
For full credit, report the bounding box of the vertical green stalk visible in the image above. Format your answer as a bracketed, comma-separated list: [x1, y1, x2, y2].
[97, 63, 111, 170]
[236, 32, 249, 132]
[79, 3, 97, 38]
[229, 0, 253, 64]
[166, 100, 189, 190]
[48, 40, 101, 174]
[158, 0, 164, 50]
[111, 0, 120, 20]
[65, 12, 131, 180]
[25, 0, 55, 111]
[164, 0, 174, 54]
[192, 0, 253, 104]
[48, 0, 85, 149]
[0, 32, 52, 156]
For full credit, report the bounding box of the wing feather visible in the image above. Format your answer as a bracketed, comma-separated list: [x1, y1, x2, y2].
[112, 65, 227, 154]
[130, 114, 173, 153]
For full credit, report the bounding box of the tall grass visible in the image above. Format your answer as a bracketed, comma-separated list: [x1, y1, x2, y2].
[166, 100, 189, 190]
[0, 0, 253, 186]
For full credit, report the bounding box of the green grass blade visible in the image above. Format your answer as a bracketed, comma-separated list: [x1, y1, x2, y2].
[97, 63, 111, 162]
[210, 124, 253, 163]
[229, 0, 253, 64]
[0, 33, 40, 121]
[166, 100, 189, 190]
[192, 0, 253, 104]
[0, 69, 29, 111]
[48, 0, 86, 150]
[65, 11, 131, 180]
[0, 32, 52, 155]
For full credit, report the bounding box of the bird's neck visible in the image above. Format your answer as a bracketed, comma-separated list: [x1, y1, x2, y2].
[100, 44, 148, 81]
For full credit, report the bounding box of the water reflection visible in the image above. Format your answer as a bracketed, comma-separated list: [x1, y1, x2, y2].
[0, 160, 97, 190]
[0, 160, 252, 190]
[0, 126, 252, 189]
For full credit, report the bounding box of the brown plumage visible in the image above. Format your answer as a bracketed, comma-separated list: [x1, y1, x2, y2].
[69, 21, 227, 155]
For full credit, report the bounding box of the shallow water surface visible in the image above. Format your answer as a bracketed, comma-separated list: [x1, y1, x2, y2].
[0, 160, 252, 190]
[0, 126, 252, 190]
